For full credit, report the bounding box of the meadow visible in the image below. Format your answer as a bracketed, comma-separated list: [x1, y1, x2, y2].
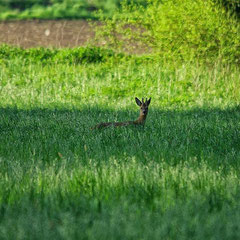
[0, 45, 240, 239]
[1, 0, 240, 238]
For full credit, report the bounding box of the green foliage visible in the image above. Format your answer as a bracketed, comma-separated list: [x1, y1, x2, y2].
[54, 47, 121, 64]
[0, 44, 121, 64]
[217, 0, 240, 16]
[0, 0, 145, 20]
[96, 0, 240, 64]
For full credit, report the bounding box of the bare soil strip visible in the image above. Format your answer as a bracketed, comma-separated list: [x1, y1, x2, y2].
[0, 20, 95, 48]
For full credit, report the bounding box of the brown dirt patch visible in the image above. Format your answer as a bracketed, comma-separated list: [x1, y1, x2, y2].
[0, 20, 96, 48]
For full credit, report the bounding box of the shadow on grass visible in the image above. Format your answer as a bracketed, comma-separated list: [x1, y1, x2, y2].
[0, 106, 240, 240]
[0, 106, 239, 169]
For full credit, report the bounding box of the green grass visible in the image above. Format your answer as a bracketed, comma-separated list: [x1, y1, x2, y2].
[0, 48, 240, 239]
[0, 0, 146, 20]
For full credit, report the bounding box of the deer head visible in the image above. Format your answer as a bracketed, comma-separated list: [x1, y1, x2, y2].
[135, 97, 151, 119]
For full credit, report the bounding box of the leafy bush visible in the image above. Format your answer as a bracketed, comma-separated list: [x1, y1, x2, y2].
[96, 0, 240, 64]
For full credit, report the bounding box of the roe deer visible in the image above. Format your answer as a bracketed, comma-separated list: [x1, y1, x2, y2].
[91, 97, 151, 129]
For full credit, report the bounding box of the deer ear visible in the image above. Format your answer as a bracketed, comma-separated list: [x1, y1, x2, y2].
[147, 97, 151, 106]
[135, 97, 142, 106]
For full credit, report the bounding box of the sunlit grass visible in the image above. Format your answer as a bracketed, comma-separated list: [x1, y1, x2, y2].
[0, 60, 239, 109]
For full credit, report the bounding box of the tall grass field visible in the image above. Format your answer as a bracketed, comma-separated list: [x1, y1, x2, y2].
[1, 0, 240, 239]
[0, 44, 240, 239]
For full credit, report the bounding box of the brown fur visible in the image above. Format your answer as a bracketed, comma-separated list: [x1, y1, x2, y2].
[91, 97, 151, 130]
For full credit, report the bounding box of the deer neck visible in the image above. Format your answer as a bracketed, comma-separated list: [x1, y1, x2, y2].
[134, 113, 147, 124]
